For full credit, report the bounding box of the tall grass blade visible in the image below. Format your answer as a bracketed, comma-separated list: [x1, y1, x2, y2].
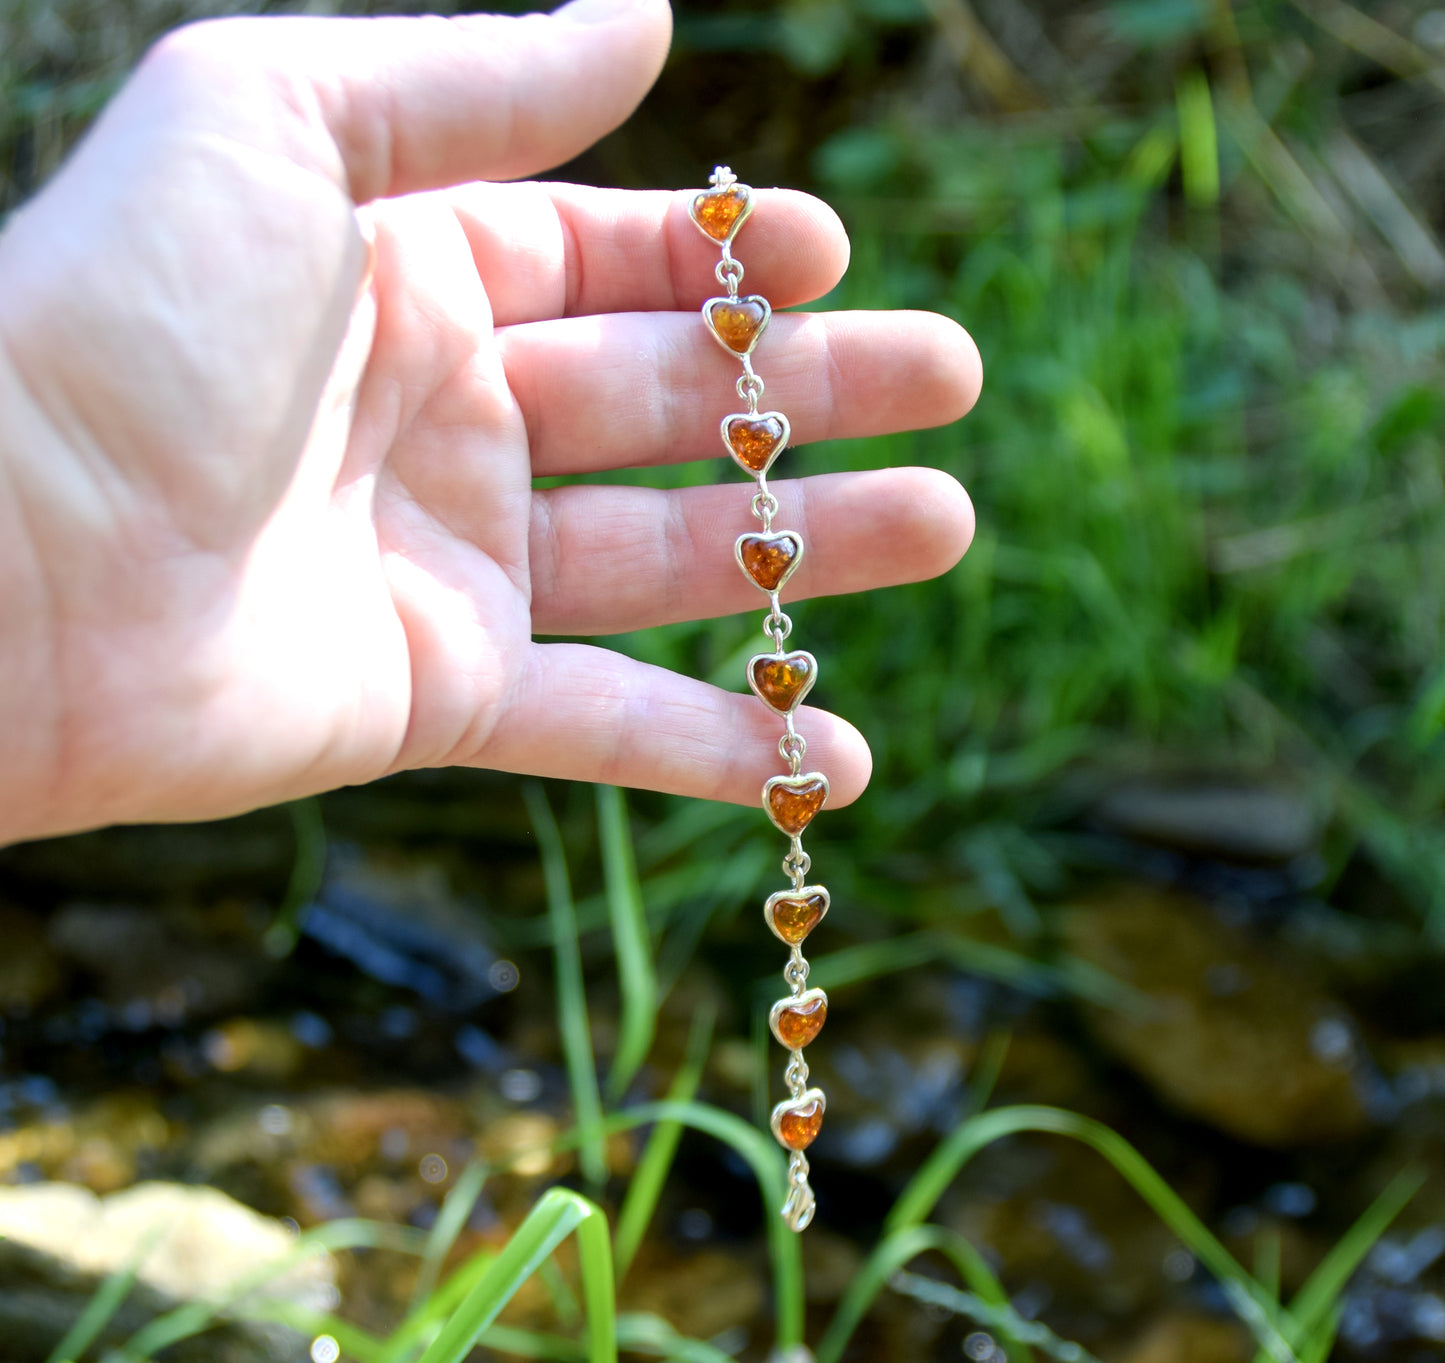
[476, 1324, 583, 1359]
[44, 1229, 160, 1363]
[1275, 1167, 1423, 1347]
[888, 1271, 1098, 1363]
[615, 1003, 716, 1280]
[604, 1099, 803, 1352]
[116, 1220, 425, 1360]
[414, 1187, 615, 1363]
[468, 1314, 739, 1363]
[597, 785, 657, 1101]
[540, 1252, 582, 1329]
[1176, 68, 1220, 208]
[815, 1223, 1033, 1363]
[616, 1312, 741, 1362]
[382, 1248, 500, 1363]
[881, 1105, 1299, 1361]
[525, 782, 608, 1189]
[410, 1159, 489, 1312]
[237, 1304, 388, 1363]
[264, 796, 326, 957]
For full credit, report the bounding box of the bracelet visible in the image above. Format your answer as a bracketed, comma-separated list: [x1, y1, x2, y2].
[691, 166, 829, 1233]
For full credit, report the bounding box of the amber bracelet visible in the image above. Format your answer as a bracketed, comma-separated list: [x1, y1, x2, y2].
[690, 167, 829, 1232]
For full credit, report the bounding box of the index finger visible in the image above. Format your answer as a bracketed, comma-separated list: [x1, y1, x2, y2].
[441, 181, 852, 325]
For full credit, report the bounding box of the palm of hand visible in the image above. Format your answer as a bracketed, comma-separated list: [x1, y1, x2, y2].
[0, 6, 979, 843]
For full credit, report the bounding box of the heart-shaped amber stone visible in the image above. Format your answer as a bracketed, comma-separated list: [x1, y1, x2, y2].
[722, 412, 789, 474]
[763, 773, 829, 836]
[690, 183, 752, 243]
[764, 886, 829, 945]
[749, 651, 817, 714]
[737, 531, 804, 593]
[703, 296, 770, 355]
[771, 989, 828, 1049]
[771, 1090, 826, 1151]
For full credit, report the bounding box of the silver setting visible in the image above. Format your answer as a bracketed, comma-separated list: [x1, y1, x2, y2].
[782, 1151, 816, 1231]
[719, 409, 790, 477]
[735, 529, 805, 596]
[747, 649, 818, 715]
[688, 168, 754, 247]
[770, 1087, 826, 1149]
[761, 771, 830, 837]
[696, 167, 826, 1233]
[769, 988, 828, 1049]
[762, 884, 830, 946]
[701, 295, 772, 358]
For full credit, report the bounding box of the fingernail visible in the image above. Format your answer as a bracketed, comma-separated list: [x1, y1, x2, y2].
[554, 0, 645, 24]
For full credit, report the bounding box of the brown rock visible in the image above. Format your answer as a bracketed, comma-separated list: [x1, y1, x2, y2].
[0, 904, 63, 1012]
[1062, 887, 1369, 1146]
[1119, 1312, 1253, 1363]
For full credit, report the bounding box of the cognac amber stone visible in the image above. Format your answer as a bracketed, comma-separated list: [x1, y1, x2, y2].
[693, 186, 749, 242]
[775, 995, 827, 1049]
[765, 775, 828, 835]
[768, 892, 827, 945]
[739, 532, 802, 591]
[777, 1100, 824, 1151]
[751, 651, 816, 713]
[708, 298, 768, 353]
[726, 416, 786, 472]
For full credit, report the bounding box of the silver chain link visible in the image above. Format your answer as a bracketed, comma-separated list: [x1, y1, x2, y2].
[782, 1151, 816, 1231]
[702, 166, 821, 1234]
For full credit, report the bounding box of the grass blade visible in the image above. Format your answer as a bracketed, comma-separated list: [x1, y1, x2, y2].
[1280, 1167, 1423, 1343]
[525, 782, 608, 1190]
[263, 796, 327, 957]
[881, 1105, 1298, 1361]
[598, 785, 657, 1101]
[469, 1314, 739, 1363]
[476, 1324, 584, 1359]
[382, 1250, 499, 1363]
[414, 1187, 614, 1363]
[409, 1160, 489, 1313]
[816, 1224, 1034, 1363]
[615, 1003, 716, 1280]
[237, 1303, 389, 1363]
[616, 1311, 741, 1362]
[44, 1228, 160, 1363]
[603, 1099, 803, 1352]
[889, 1271, 1098, 1363]
[116, 1220, 425, 1361]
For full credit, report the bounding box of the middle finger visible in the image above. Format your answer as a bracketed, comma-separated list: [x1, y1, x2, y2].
[499, 307, 982, 477]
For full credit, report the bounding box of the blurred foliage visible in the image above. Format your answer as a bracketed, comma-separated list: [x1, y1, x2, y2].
[3, 0, 1445, 936]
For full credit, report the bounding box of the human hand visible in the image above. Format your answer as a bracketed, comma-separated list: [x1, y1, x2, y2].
[0, 0, 980, 845]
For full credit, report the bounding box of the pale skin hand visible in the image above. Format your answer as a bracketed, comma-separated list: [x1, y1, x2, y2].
[0, 0, 981, 846]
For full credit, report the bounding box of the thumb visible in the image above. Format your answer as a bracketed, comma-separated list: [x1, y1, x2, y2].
[131, 0, 674, 203]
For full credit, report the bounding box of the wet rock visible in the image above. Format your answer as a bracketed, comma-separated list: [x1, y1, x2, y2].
[0, 1238, 306, 1363]
[620, 1247, 766, 1343]
[0, 1092, 172, 1192]
[1119, 1311, 1252, 1363]
[189, 1088, 485, 1231]
[1061, 887, 1370, 1146]
[48, 903, 272, 1022]
[202, 1017, 308, 1079]
[301, 849, 504, 1010]
[1094, 779, 1322, 863]
[0, 903, 64, 1013]
[0, 1180, 335, 1306]
[0, 812, 292, 899]
[939, 1135, 1185, 1323]
[0, 1181, 335, 1362]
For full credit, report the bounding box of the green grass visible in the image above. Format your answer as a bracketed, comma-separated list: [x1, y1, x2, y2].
[9, 0, 1443, 1358]
[81, 791, 1419, 1363]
